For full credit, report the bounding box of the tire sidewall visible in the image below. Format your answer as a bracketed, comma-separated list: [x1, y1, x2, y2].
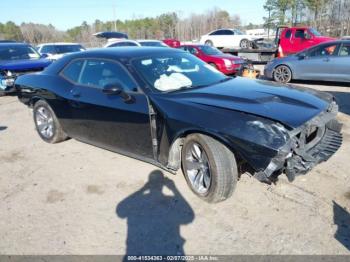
[33, 101, 57, 143]
[181, 134, 220, 201]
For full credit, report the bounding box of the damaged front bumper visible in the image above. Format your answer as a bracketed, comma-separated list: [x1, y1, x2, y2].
[255, 101, 343, 183]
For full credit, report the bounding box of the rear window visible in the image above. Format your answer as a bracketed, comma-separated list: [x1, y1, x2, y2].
[61, 60, 84, 83]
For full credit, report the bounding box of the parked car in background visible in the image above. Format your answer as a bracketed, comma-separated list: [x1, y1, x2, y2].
[37, 43, 86, 60]
[138, 40, 169, 47]
[200, 28, 261, 49]
[105, 39, 169, 48]
[105, 39, 141, 48]
[265, 40, 350, 83]
[163, 38, 181, 48]
[179, 44, 247, 75]
[16, 47, 342, 203]
[0, 42, 51, 95]
[277, 27, 335, 57]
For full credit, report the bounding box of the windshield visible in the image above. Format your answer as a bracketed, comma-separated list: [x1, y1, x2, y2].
[133, 53, 228, 92]
[55, 45, 85, 54]
[198, 45, 222, 55]
[309, 28, 322, 37]
[0, 45, 41, 61]
[139, 41, 167, 47]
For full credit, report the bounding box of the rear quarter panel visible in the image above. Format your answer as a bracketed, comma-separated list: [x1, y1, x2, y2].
[15, 73, 74, 135]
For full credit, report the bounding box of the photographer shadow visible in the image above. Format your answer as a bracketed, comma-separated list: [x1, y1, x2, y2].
[116, 170, 195, 256]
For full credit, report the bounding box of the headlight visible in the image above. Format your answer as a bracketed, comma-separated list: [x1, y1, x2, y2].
[0, 76, 15, 91]
[223, 59, 232, 68]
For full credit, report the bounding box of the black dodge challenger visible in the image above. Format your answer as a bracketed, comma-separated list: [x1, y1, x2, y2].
[15, 47, 342, 203]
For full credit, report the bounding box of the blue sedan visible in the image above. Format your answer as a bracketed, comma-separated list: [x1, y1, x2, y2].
[264, 40, 350, 83]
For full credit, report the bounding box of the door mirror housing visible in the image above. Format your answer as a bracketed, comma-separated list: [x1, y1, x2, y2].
[304, 32, 312, 40]
[102, 83, 134, 103]
[298, 53, 307, 60]
[41, 53, 49, 59]
[102, 83, 123, 95]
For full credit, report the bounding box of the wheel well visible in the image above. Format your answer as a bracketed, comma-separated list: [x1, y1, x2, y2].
[167, 131, 246, 174]
[29, 97, 42, 108]
[273, 64, 293, 79]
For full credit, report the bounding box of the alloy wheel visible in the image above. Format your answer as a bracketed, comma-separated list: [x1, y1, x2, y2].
[184, 142, 211, 194]
[35, 106, 54, 139]
[274, 65, 292, 83]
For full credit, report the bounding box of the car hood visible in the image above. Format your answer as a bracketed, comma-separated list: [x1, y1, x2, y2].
[166, 77, 332, 129]
[0, 58, 52, 72]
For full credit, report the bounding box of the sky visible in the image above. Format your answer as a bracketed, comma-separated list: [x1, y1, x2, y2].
[1, 0, 266, 30]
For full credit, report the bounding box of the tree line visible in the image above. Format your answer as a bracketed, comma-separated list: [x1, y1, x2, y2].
[264, 0, 350, 37]
[0, 8, 243, 47]
[1, 2, 349, 47]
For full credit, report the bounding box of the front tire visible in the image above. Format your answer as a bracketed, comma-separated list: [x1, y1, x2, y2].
[33, 100, 68, 143]
[240, 39, 251, 49]
[181, 134, 238, 203]
[273, 65, 292, 83]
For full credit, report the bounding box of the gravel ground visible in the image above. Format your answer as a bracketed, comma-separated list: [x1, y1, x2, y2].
[0, 78, 349, 255]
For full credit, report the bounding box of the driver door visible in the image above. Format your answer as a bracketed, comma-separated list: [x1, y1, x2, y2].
[62, 58, 154, 159]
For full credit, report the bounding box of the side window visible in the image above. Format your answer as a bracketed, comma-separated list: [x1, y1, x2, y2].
[285, 29, 292, 38]
[309, 44, 339, 57]
[41, 45, 56, 54]
[295, 29, 305, 39]
[209, 30, 220, 36]
[79, 59, 137, 91]
[187, 47, 198, 55]
[338, 44, 350, 56]
[222, 30, 234, 35]
[61, 60, 84, 83]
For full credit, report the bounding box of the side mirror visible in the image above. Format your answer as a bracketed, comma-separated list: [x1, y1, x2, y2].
[102, 83, 134, 103]
[298, 53, 307, 60]
[41, 53, 49, 58]
[304, 33, 312, 40]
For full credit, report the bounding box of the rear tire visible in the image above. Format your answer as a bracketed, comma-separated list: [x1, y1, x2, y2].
[181, 134, 238, 203]
[205, 40, 214, 47]
[33, 100, 68, 144]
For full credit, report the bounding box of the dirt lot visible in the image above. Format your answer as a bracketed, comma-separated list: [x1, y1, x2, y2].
[0, 79, 349, 255]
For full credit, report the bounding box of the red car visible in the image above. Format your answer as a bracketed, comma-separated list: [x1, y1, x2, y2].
[278, 27, 335, 57]
[163, 38, 181, 48]
[179, 44, 247, 75]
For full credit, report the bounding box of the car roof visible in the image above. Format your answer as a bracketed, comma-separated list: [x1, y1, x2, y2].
[45, 47, 185, 74]
[137, 40, 162, 42]
[74, 47, 183, 59]
[0, 42, 31, 47]
[38, 42, 82, 46]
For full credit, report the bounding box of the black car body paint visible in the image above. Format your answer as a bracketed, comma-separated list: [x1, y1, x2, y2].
[15, 47, 342, 183]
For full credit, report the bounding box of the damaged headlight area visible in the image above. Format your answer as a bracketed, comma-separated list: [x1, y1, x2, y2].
[0, 71, 16, 95]
[254, 101, 342, 184]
